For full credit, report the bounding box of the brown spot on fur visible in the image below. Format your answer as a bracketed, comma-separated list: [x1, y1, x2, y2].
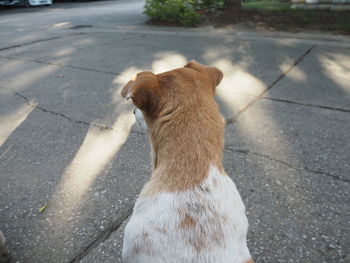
[245, 259, 254, 263]
[222, 214, 229, 223]
[191, 236, 207, 252]
[187, 220, 225, 252]
[132, 231, 153, 256]
[132, 244, 141, 254]
[178, 202, 226, 252]
[180, 214, 196, 228]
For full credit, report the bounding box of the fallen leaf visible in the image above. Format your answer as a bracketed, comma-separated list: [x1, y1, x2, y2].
[39, 205, 48, 213]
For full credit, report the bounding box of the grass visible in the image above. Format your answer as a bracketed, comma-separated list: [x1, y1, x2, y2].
[242, 0, 291, 11]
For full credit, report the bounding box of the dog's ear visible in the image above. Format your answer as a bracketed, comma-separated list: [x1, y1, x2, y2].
[121, 71, 160, 114]
[185, 60, 223, 89]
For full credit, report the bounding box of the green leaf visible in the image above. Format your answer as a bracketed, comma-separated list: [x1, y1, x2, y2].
[39, 205, 48, 213]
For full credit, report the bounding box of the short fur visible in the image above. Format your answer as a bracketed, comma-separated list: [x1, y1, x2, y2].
[121, 61, 252, 262]
[0, 230, 11, 263]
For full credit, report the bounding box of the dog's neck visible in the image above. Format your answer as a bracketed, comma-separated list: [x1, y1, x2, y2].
[143, 108, 225, 195]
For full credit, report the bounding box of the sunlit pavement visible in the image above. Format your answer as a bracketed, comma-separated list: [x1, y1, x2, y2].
[0, 1, 350, 262]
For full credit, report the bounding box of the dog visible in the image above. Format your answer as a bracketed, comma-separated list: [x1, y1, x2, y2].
[121, 61, 252, 263]
[0, 230, 11, 263]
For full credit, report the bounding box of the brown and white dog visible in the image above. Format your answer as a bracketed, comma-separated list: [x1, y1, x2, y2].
[121, 61, 252, 263]
[0, 230, 11, 263]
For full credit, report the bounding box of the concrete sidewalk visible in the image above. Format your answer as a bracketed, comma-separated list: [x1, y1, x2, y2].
[0, 14, 350, 263]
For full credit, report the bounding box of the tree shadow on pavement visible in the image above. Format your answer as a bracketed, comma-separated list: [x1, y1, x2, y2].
[0, 28, 349, 263]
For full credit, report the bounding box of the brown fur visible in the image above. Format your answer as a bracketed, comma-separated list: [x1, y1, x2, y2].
[132, 231, 153, 256]
[121, 61, 225, 194]
[122, 61, 253, 262]
[180, 215, 197, 228]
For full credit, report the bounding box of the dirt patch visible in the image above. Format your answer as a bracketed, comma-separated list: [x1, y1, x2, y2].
[146, 20, 181, 27]
[201, 8, 350, 35]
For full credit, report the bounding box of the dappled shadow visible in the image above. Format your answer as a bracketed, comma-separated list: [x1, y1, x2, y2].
[0, 22, 349, 263]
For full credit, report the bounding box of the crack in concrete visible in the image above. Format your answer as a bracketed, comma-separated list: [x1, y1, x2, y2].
[225, 147, 350, 183]
[226, 45, 316, 125]
[15, 92, 112, 131]
[0, 33, 86, 52]
[69, 208, 132, 263]
[262, 96, 350, 113]
[13, 91, 151, 135]
[130, 130, 146, 136]
[0, 55, 121, 75]
[221, 92, 350, 114]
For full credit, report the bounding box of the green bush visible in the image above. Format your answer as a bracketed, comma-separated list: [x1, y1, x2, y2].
[144, 0, 202, 26]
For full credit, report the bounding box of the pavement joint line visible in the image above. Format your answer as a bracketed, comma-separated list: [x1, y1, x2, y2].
[0, 32, 87, 52]
[130, 130, 146, 136]
[11, 89, 147, 135]
[0, 55, 121, 76]
[79, 28, 350, 48]
[262, 96, 350, 113]
[225, 44, 316, 125]
[0, 145, 12, 162]
[14, 91, 113, 131]
[225, 147, 350, 183]
[219, 92, 350, 113]
[69, 208, 132, 263]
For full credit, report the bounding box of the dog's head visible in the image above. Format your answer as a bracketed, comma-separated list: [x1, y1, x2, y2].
[121, 61, 223, 130]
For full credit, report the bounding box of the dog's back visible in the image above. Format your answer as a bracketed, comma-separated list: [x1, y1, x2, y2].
[121, 61, 252, 263]
[123, 166, 250, 263]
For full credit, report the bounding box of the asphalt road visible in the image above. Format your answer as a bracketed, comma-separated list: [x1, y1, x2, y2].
[0, 0, 146, 30]
[0, 1, 350, 262]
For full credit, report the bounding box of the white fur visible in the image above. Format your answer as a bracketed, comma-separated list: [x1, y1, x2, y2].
[123, 165, 251, 263]
[134, 108, 147, 133]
